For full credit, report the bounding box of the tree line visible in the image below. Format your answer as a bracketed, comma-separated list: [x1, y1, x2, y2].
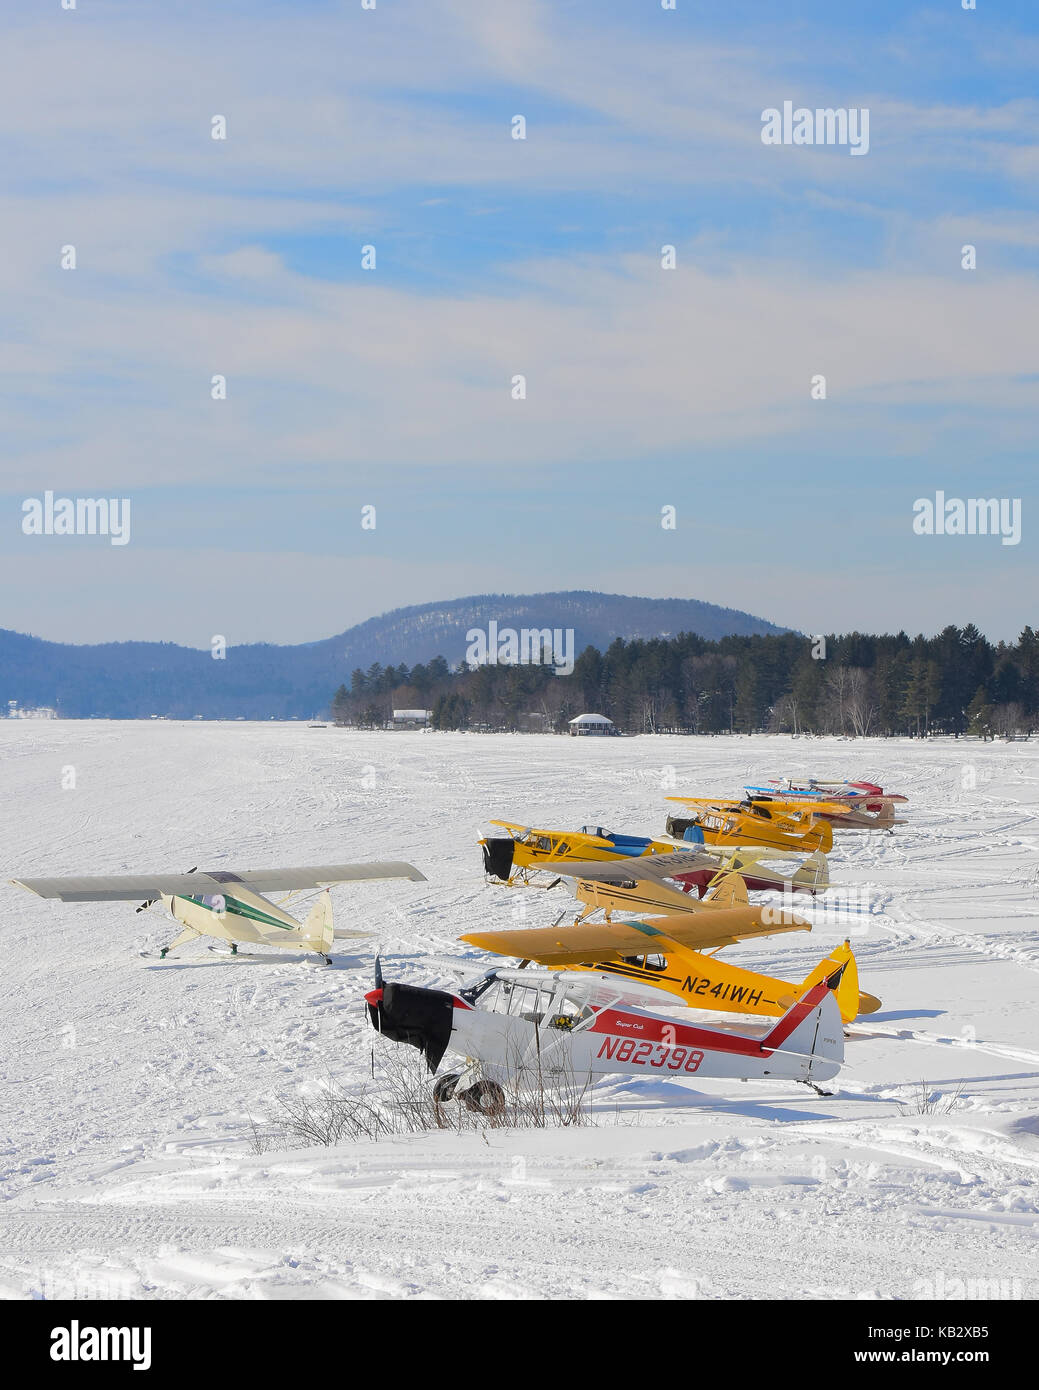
[329, 623, 1039, 737]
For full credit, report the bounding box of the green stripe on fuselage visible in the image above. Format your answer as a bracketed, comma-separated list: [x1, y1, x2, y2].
[185, 894, 295, 931]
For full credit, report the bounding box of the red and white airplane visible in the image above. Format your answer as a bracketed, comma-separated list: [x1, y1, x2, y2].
[365, 959, 847, 1114]
[742, 779, 908, 830]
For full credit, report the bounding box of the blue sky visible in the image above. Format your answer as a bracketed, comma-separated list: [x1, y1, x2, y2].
[1, 0, 1037, 644]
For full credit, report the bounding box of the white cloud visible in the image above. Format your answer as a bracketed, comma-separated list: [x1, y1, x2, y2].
[198, 246, 286, 279]
[3, 249, 1038, 493]
[2, 1, 1035, 644]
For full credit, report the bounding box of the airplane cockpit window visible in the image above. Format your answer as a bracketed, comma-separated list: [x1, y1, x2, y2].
[472, 977, 547, 1018]
[505, 979, 552, 1022]
[552, 992, 596, 1028]
[468, 974, 592, 1030]
[619, 954, 667, 972]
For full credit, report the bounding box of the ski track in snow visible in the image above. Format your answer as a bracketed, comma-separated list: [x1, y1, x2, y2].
[1, 726, 1038, 1300]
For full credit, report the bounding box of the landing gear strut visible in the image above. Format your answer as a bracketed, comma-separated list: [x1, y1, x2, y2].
[433, 1073, 460, 1103]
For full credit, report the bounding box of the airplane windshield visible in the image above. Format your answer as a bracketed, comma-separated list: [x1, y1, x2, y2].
[459, 973, 498, 1005]
[463, 973, 596, 1029]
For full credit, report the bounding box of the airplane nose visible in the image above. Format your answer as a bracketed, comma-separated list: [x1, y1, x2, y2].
[365, 980, 455, 1073]
[481, 837, 515, 881]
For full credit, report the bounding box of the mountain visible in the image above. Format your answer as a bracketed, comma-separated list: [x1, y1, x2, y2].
[0, 592, 789, 719]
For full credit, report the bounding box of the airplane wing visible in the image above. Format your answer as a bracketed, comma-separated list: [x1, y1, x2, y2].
[546, 850, 720, 885]
[491, 966, 676, 1008]
[544, 853, 750, 917]
[666, 795, 850, 818]
[720, 845, 810, 865]
[488, 821, 618, 849]
[665, 796, 740, 807]
[460, 905, 809, 966]
[10, 862, 427, 902]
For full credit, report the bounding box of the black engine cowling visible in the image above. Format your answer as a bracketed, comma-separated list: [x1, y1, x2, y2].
[366, 981, 455, 1074]
[481, 837, 516, 881]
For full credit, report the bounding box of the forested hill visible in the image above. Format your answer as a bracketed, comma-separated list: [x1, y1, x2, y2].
[333, 622, 1039, 738]
[0, 591, 785, 719]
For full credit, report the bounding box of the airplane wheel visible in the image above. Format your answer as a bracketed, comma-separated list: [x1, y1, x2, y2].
[433, 1073, 461, 1103]
[461, 1079, 506, 1117]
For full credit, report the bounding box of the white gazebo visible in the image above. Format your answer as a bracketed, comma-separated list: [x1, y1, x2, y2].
[568, 712, 616, 737]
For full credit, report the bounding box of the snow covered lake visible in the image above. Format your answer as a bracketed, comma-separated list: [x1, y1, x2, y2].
[1, 723, 1037, 1300]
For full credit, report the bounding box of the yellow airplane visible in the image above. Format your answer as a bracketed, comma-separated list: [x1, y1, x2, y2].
[463, 859, 880, 1023]
[482, 821, 830, 896]
[482, 821, 674, 880]
[664, 796, 842, 854]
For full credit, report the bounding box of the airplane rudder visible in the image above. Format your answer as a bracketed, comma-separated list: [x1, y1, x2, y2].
[304, 891, 334, 952]
[815, 820, 834, 854]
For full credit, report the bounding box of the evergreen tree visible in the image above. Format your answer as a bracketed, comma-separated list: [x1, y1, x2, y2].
[967, 686, 993, 740]
[330, 683, 350, 723]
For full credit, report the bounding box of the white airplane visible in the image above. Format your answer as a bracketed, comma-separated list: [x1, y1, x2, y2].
[366, 959, 847, 1114]
[11, 862, 426, 963]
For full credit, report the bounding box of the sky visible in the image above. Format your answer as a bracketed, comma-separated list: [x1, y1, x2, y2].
[1, 0, 1037, 646]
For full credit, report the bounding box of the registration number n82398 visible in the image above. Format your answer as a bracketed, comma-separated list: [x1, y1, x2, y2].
[596, 1036, 704, 1071]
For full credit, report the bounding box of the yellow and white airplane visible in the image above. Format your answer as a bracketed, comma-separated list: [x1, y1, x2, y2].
[664, 796, 843, 854]
[11, 862, 426, 963]
[482, 821, 830, 895]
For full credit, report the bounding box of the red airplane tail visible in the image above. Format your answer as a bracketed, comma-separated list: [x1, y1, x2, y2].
[759, 964, 846, 1069]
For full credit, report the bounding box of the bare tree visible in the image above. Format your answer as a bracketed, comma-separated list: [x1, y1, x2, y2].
[992, 702, 1026, 738]
[844, 668, 877, 737]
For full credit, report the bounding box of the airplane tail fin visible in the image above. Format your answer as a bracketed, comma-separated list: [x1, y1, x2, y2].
[805, 818, 833, 854]
[760, 965, 845, 1076]
[703, 869, 749, 908]
[303, 891, 334, 955]
[791, 849, 829, 894]
[796, 941, 862, 1023]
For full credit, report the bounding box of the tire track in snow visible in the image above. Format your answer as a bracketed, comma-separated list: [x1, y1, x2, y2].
[880, 905, 1039, 973]
[848, 1021, 1039, 1068]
